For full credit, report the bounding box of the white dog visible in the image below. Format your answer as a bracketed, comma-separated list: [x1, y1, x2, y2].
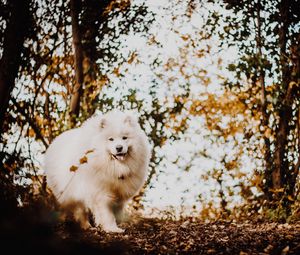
[44, 110, 150, 232]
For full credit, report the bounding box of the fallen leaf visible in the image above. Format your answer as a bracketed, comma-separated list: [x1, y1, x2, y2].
[264, 244, 274, 253]
[207, 249, 216, 254]
[270, 188, 284, 193]
[180, 220, 189, 228]
[80, 156, 88, 164]
[281, 246, 289, 255]
[70, 165, 78, 172]
[85, 149, 95, 154]
[169, 230, 177, 235]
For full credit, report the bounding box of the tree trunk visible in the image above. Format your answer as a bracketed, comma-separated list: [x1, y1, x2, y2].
[286, 33, 300, 198]
[255, 1, 272, 195]
[272, 89, 293, 189]
[271, 0, 291, 190]
[69, 0, 84, 122]
[0, 0, 30, 135]
[292, 109, 300, 187]
[80, 0, 112, 116]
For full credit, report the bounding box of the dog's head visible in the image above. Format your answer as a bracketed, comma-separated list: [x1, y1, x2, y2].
[99, 111, 139, 161]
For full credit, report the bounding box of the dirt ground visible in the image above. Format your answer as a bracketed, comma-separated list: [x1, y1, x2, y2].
[1, 205, 300, 255]
[57, 217, 300, 255]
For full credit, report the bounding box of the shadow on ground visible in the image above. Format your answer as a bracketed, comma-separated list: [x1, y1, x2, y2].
[1, 202, 300, 255]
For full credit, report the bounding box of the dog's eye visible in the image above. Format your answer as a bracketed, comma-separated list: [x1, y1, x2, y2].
[108, 137, 114, 141]
[122, 136, 128, 140]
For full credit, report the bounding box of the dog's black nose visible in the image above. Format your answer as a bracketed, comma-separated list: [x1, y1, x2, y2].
[116, 145, 123, 152]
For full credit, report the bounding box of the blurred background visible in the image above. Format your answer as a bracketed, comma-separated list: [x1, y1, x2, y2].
[0, 0, 299, 222]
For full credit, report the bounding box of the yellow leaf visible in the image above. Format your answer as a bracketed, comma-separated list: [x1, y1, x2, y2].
[28, 128, 35, 137]
[264, 128, 272, 138]
[85, 149, 94, 155]
[181, 35, 190, 41]
[113, 67, 120, 77]
[128, 52, 137, 64]
[70, 165, 78, 172]
[270, 188, 284, 193]
[79, 156, 88, 164]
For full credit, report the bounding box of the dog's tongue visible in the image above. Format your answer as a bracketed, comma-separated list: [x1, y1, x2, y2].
[116, 155, 125, 161]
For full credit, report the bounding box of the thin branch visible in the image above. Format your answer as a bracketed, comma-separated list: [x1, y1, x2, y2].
[11, 97, 48, 148]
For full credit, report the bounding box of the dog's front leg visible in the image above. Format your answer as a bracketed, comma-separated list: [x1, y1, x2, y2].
[93, 200, 124, 233]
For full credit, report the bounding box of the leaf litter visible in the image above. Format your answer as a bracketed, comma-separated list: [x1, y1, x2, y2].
[57, 217, 300, 254]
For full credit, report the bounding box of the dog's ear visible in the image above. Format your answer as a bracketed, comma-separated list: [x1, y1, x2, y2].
[124, 114, 138, 127]
[99, 118, 106, 129]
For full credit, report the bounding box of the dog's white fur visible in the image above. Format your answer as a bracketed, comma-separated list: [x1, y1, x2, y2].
[44, 110, 150, 232]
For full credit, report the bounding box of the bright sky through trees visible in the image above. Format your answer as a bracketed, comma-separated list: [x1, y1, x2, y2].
[1, 0, 299, 220]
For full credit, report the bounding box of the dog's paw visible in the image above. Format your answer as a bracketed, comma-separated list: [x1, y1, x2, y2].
[80, 221, 91, 230]
[103, 225, 125, 233]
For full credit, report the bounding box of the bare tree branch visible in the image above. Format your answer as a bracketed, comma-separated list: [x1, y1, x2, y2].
[10, 97, 48, 148]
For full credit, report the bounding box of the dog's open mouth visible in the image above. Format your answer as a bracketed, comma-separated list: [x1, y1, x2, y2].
[112, 153, 127, 161]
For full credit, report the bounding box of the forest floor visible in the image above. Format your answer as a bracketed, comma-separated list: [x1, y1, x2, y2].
[2, 206, 300, 255]
[58, 216, 300, 255]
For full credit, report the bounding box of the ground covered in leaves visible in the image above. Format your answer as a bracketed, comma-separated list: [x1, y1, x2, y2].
[1, 205, 300, 255]
[59, 217, 300, 255]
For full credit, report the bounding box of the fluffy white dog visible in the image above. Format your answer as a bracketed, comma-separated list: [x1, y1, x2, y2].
[44, 110, 150, 232]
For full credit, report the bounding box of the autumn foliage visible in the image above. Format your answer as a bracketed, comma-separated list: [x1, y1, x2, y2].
[0, 0, 299, 224]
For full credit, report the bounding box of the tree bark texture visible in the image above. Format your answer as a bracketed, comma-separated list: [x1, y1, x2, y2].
[271, 0, 292, 190]
[0, 0, 30, 135]
[255, 1, 272, 195]
[70, 0, 84, 119]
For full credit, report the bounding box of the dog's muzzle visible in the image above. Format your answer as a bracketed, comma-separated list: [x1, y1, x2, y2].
[112, 153, 127, 161]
